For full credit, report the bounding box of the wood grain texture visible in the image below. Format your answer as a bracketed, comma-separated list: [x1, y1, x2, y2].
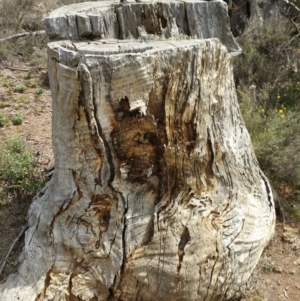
[44, 0, 240, 54]
[0, 1, 274, 301]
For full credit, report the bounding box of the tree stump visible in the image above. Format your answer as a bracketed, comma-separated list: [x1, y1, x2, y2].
[0, 1, 275, 301]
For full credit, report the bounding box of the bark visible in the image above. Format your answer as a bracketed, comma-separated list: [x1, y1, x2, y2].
[0, 1, 275, 301]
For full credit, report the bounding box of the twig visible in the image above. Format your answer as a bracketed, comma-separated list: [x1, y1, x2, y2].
[0, 30, 45, 43]
[287, 31, 300, 45]
[272, 72, 285, 89]
[281, 0, 300, 14]
[0, 222, 28, 277]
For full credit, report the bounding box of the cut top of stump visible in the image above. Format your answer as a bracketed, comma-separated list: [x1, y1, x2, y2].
[44, 0, 241, 55]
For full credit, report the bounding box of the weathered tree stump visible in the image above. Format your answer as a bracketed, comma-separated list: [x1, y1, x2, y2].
[0, 1, 275, 301]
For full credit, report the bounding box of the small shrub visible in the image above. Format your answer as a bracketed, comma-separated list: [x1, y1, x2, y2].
[34, 87, 44, 95]
[239, 87, 300, 220]
[3, 79, 12, 88]
[0, 138, 42, 197]
[34, 95, 41, 102]
[0, 101, 10, 108]
[235, 14, 300, 222]
[11, 112, 23, 125]
[0, 113, 8, 127]
[23, 73, 32, 80]
[13, 85, 26, 93]
[6, 87, 12, 95]
[17, 95, 30, 104]
[25, 80, 37, 88]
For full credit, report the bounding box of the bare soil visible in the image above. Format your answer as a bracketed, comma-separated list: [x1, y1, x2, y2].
[242, 223, 300, 301]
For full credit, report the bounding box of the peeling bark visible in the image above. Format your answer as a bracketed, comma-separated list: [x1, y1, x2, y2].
[0, 1, 275, 301]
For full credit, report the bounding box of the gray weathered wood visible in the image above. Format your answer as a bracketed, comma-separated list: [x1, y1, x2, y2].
[0, 1, 275, 301]
[44, 0, 240, 54]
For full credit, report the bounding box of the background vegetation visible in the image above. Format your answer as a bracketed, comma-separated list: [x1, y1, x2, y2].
[234, 13, 300, 222]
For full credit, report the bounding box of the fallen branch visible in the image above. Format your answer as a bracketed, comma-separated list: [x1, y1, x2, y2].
[0, 30, 45, 43]
[0, 222, 28, 278]
[0, 65, 29, 72]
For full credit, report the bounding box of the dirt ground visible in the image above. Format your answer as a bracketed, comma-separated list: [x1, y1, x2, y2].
[0, 66, 53, 167]
[0, 45, 300, 301]
[242, 223, 300, 301]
